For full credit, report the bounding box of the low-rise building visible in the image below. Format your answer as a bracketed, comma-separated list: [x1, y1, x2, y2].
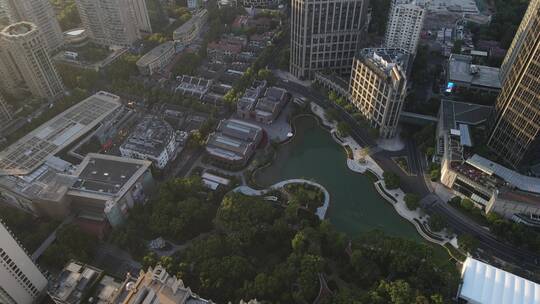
[173, 9, 208, 46]
[242, 0, 278, 8]
[459, 257, 540, 304]
[237, 81, 289, 124]
[207, 41, 242, 62]
[206, 119, 263, 166]
[123, 266, 214, 304]
[49, 261, 130, 304]
[436, 100, 540, 225]
[120, 116, 180, 170]
[446, 53, 502, 94]
[136, 41, 175, 75]
[67, 154, 153, 228]
[175, 75, 213, 98]
[0, 92, 122, 217]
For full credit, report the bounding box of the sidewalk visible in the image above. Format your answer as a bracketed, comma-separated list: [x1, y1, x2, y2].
[310, 102, 458, 248]
[234, 178, 330, 220]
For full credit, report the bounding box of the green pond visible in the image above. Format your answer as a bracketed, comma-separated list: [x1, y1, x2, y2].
[256, 115, 422, 241]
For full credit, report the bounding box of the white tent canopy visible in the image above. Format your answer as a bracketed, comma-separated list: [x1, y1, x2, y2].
[459, 257, 540, 304]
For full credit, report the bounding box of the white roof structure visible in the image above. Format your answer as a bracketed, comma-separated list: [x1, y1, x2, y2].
[459, 257, 540, 304]
[0, 91, 121, 176]
[467, 154, 540, 194]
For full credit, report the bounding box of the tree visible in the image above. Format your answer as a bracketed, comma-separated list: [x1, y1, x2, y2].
[325, 108, 340, 122]
[460, 198, 475, 211]
[404, 193, 420, 211]
[336, 122, 351, 137]
[458, 234, 478, 253]
[452, 40, 463, 54]
[41, 224, 97, 269]
[428, 214, 447, 232]
[383, 172, 401, 190]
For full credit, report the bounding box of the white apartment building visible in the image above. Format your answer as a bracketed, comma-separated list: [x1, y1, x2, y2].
[384, 0, 426, 55]
[136, 41, 175, 75]
[75, 0, 142, 47]
[0, 221, 48, 304]
[290, 0, 369, 79]
[349, 48, 409, 138]
[128, 0, 152, 33]
[120, 116, 179, 170]
[173, 9, 208, 46]
[2, 0, 64, 53]
[0, 22, 65, 100]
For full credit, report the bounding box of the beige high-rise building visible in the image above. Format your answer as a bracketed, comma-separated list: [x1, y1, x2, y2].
[0, 22, 65, 100]
[75, 0, 143, 47]
[1, 0, 64, 53]
[384, 0, 425, 55]
[487, 0, 540, 168]
[290, 0, 369, 79]
[349, 48, 409, 138]
[0, 220, 48, 304]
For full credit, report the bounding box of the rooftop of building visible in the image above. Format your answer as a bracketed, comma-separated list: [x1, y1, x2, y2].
[120, 116, 175, 158]
[459, 257, 540, 304]
[208, 41, 243, 54]
[448, 53, 502, 89]
[0, 91, 121, 176]
[440, 99, 492, 131]
[467, 154, 540, 195]
[357, 48, 410, 76]
[136, 41, 175, 66]
[217, 119, 263, 141]
[173, 9, 208, 36]
[50, 261, 132, 304]
[70, 153, 151, 197]
[498, 189, 540, 206]
[49, 261, 104, 303]
[176, 75, 212, 94]
[123, 266, 213, 304]
[1, 21, 36, 36]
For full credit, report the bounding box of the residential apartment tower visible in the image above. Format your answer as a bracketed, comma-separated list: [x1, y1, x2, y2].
[74, 0, 143, 47]
[1, 0, 64, 52]
[349, 48, 409, 138]
[0, 22, 64, 100]
[384, 0, 426, 55]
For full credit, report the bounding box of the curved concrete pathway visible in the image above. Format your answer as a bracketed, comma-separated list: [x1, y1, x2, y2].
[310, 103, 458, 247]
[234, 178, 330, 220]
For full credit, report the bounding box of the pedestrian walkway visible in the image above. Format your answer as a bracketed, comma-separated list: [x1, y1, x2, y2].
[310, 102, 458, 247]
[234, 178, 330, 220]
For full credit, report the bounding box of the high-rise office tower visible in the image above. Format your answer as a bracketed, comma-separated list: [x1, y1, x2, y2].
[129, 0, 152, 33]
[0, 220, 48, 304]
[75, 0, 143, 47]
[290, 0, 369, 79]
[384, 0, 425, 55]
[349, 48, 409, 138]
[0, 22, 65, 100]
[1, 0, 64, 53]
[487, 0, 540, 168]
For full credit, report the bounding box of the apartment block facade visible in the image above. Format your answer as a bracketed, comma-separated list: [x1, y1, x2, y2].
[384, 0, 425, 55]
[75, 0, 142, 47]
[0, 22, 65, 100]
[290, 0, 369, 79]
[349, 48, 408, 138]
[2, 0, 64, 53]
[487, 0, 540, 168]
